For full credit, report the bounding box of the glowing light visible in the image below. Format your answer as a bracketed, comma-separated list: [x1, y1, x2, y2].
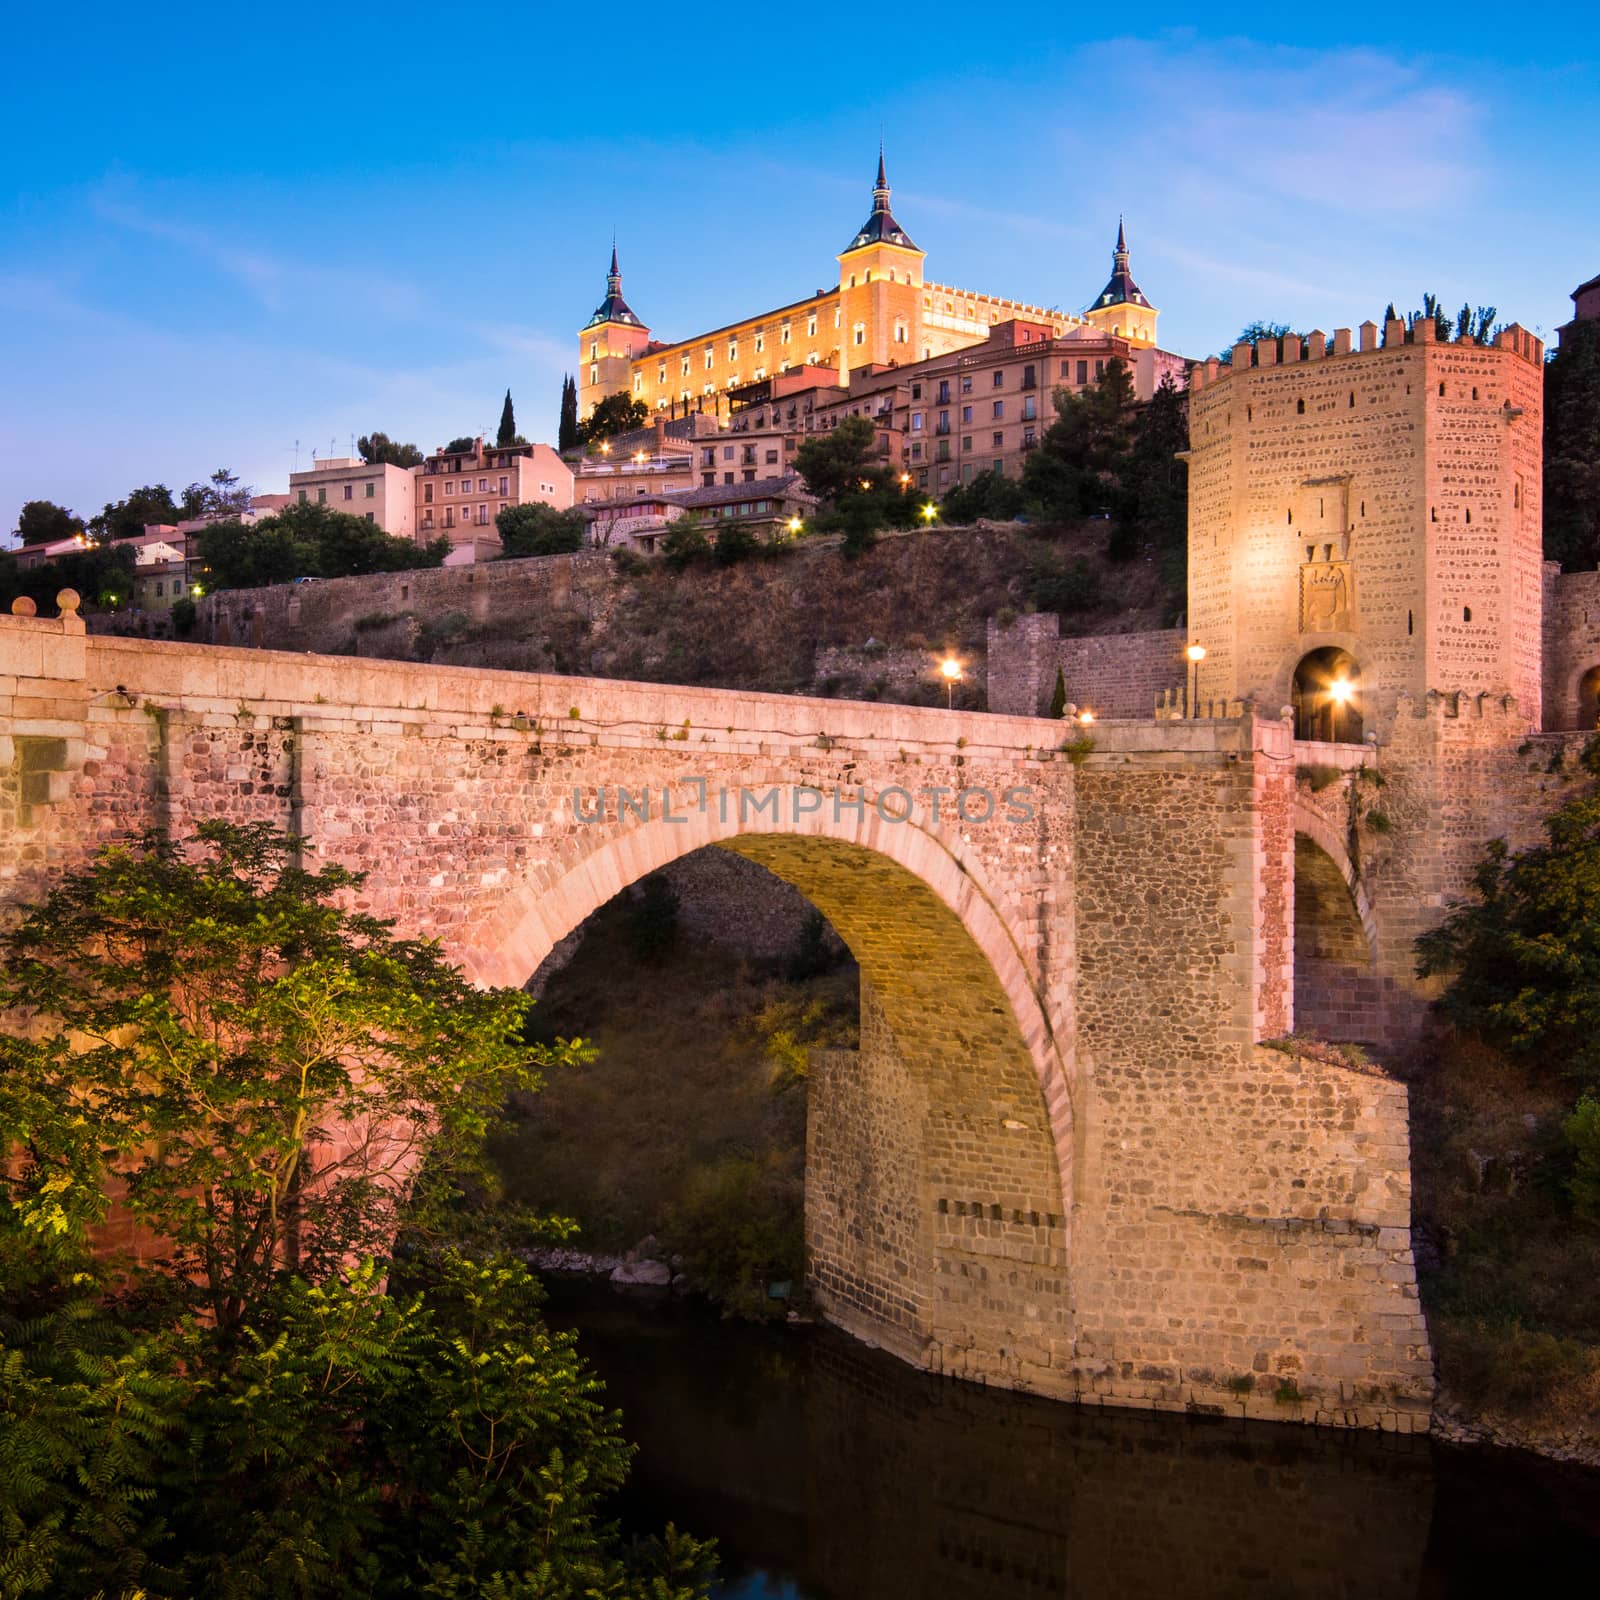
[1185, 643, 1207, 664]
[898, 472, 911, 487]
[633, 450, 647, 464]
[1078, 709, 1096, 725]
[920, 503, 938, 523]
[787, 516, 803, 535]
[858, 478, 872, 492]
[940, 657, 963, 682]
[600, 441, 612, 455]
[1327, 677, 1354, 705]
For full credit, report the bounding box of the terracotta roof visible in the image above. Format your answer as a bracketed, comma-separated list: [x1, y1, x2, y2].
[665, 476, 816, 510]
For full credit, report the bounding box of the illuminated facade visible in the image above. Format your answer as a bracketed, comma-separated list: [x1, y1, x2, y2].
[577, 153, 1162, 421]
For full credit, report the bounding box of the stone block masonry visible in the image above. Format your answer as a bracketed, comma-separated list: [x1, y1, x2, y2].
[988, 612, 1186, 719]
[1, 600, 1433, 1431]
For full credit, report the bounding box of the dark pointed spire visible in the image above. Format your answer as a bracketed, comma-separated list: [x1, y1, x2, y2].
[1088, 214, 1154, 315]
[843, 143, 918, 255]
[584, 239, 642, 330]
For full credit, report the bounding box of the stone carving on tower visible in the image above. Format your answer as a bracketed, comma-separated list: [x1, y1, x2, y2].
[1294, 477, 1355, 633]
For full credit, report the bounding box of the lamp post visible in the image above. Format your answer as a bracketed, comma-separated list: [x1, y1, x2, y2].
[1185, 643, 1206, 718]
[920, 503, 937, 525]
[940, 655, 962, 710]
[786, 515, 803, 539]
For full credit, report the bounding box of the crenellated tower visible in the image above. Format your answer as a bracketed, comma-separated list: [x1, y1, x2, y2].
[578, 243, 652, 419]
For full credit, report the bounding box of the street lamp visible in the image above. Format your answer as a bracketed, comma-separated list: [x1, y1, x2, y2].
[1078, 708, 1096, 726]
[1326, 675, 1353, 744]
[898, 472, 912, 489]
[786, 515, 803, 538]
[940, 655, 962, 709]
[1185, 643, 1206, 718]
[920, 503, 938, 524]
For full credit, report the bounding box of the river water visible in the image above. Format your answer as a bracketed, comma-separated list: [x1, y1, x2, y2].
[541, 1279, 1600, 1600]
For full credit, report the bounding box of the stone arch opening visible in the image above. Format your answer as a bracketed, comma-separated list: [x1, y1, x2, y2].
[1292, 646, 1363, 743]
[474, 817, 1075, 1397]
[1293, 831, 1378, 1042]
[1578, 665, 1600, 731]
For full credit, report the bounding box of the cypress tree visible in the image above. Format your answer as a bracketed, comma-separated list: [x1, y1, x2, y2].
[1048, 666, 1068, 719]
[496, 389, 517, 448]
[558, 376, 580, 452]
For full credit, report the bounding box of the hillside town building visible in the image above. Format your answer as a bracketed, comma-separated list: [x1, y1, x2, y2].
[414, 439, 574, 564]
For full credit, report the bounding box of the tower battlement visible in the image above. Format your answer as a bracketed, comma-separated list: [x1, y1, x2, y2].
[1190, 321, 1544, 391]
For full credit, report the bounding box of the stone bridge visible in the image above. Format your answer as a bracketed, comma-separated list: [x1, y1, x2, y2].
[0, 598, 1432, 1430]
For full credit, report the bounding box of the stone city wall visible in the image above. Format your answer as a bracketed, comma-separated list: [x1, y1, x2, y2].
[987, 612, 1184, 719]
[1542, 563, 1600, 731]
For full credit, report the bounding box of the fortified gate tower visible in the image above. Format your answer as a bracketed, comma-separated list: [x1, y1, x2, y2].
[1184, 318, 1545, 736]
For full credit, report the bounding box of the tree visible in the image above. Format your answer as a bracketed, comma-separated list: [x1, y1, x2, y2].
[662, 515, 711, 569]
[195, 501, 447, 590]
[180, 466, 253, 521]
[13, 499, 83, 549]
[559, 374, 581, 452]
[1116, 373, 1189, 578]
[1217, 321, 1291, 364]
[89, 484, 181, 542]
[358, 432, 425, 468]
[712, 520, 759, 566]
[795, 415, 878, 504]
[1048, 666, 1067, 719]
[0, 822, 570, 1325]
[1021, 357, 1137, 523]
[497, 389, 518, 448]
[1545, 318, 1600, 571]
[0, 539, 135, 614]
[1416, 743, 1600, 1087]
[938, 469, 1025, 524]
[495, 501, 587, 559]
[579, 392, 649, 446]
[0, 825, 714, 1598]
[444, 436, 478, 454]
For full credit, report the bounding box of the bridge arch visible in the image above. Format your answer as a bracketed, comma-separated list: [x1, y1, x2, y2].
[461, 790, 1077, 1393]
[1293, 797, 1380, 1042]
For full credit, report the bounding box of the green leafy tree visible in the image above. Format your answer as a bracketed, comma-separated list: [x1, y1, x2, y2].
[444, 436, 478, 454]
[558, 375, 581, 452]
[358, 432, 426, 468]
[1417, 745, 1600, 1087]
[89, 484, 182, 542]
[1545, 317, 1600, 571]
[795, 415, 880, 504]
[0, 822, 571, 1325]
[0, 540, 135, 614]
[712, 520, 759, 566]
[1021, 357, 1137, 523]
[496, 501, 587, 559]
[579, 393, 649, 446]
[939, 468, 1025, 524]
[12, 500, 83, 548]
[1115, 373, 1189, 577]
[497, 389, 518, 448]
[662, 515, 711, 569]
[1217, 321, 1292, 365]
[196, 501, 447, 589]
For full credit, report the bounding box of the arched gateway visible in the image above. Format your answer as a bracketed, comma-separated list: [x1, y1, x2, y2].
[0, 602, 1433, 1430]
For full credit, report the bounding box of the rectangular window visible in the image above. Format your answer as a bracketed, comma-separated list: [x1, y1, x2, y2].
[723, 445, 734, 461]
[1022, 364, 1036, 388]
[962, 435, 973, 452]
[317, 488, 326, 504]
[911, 441, 923, 460]
[365, 512, 375, 523]
[992, 400, 1004, 419]
[961, 376, 973, 394]
[993, 370, 1005, 388]
[807, 313, 817, 336]
[723, 472, 733, 485]
[992, 431, 1004, 447]
[365, 482, 375, 498]
[342, 484, 353, 500]
[1077, 360, 1089, 384]
[765, 449, 778, 465]
[298, 490, 308, 504]
[961, 406, 972, 423]
[1095, 359, 1105, 378]
[479, 478, 488, 492]
[155, 581, 163, 597]
[911, 412, 923, 431]
[445, 481, 454, 495]
[499, 475, 509, 496]
[781, 322, 790, 343]
[1022, 397, 1037, 420]
[911, 383, 922, 400]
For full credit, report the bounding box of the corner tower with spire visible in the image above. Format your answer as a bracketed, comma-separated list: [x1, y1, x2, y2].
[835, 147, 927, 376]
[1083, 217, 1159, 345]
[578, 242, 652, 419]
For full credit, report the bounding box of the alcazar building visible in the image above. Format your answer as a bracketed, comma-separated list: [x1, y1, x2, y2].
[578, 152, 1172, 422]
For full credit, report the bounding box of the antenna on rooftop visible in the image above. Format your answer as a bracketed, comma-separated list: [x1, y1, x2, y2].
[292, 439, 300, 473]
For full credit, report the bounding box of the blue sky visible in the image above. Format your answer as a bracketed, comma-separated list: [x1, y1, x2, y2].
[2, 2, 1595, 542]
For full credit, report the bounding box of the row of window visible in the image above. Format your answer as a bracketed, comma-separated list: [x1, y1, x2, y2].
[421, 506, 494, 528]
[422, 476, 511, 502]
[300, 482, 378, 505]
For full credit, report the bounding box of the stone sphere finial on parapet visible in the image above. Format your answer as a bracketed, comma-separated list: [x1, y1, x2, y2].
[11, 596, 37, 617]
[56, 589, 81, 620]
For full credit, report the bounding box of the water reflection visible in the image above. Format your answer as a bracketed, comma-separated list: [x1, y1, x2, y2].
[543, 1282, 1600, 1600]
